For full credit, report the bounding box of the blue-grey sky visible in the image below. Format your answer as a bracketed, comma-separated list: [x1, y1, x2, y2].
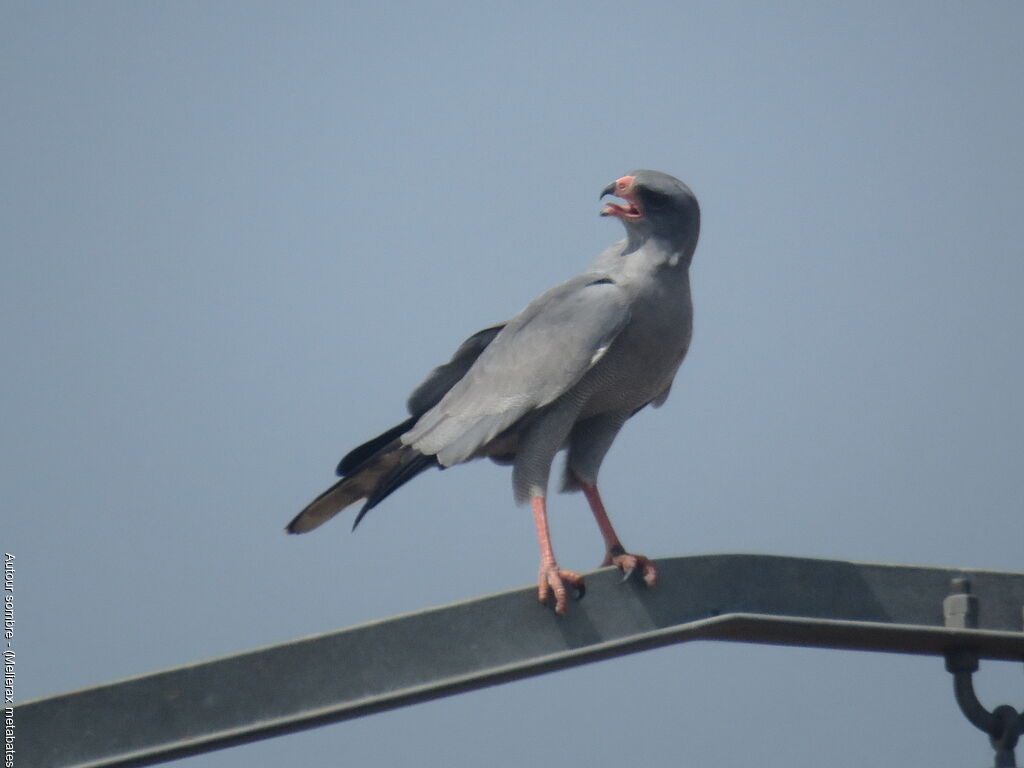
[4, 2, 1023, 765]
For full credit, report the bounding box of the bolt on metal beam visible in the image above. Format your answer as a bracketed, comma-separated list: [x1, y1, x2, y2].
[15, 553, 1024, 768]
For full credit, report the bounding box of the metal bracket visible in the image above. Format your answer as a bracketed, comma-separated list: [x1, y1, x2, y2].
[944, 578, 1024, 767]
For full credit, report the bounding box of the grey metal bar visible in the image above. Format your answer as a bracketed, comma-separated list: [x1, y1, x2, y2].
[16, 554, 1024, 768]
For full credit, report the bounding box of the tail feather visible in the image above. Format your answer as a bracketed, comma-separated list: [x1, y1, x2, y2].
[336, 416, 417, 477]
[286, 475, 368, 534]
[352, 451, 439, 529]
[288, 427, 438, 534]
[292, 323, 506, 534]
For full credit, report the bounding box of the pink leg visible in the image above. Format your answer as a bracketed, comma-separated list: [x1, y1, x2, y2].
[532, 496, 584, 615]
[580, 483, 657, 587]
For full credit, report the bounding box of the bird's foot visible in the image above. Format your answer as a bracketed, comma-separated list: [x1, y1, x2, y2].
[537, 563, 585, 615]
[603, 546, 657, 586]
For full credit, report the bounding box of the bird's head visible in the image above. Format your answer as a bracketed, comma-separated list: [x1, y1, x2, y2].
[600, 170, 700, 257]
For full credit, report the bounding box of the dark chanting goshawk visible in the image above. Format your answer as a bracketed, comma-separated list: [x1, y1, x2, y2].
[288, 170, 701, 615]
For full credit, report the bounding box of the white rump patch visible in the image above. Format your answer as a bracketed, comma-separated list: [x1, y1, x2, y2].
[589, 344, 610, 367]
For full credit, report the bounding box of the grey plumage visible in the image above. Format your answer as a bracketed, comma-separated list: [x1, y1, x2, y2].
[287, 170, 700, 612]
[403, 274, 632, 470]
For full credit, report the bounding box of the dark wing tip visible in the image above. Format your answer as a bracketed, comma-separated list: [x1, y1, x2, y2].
[351, 499, 374, 531]
[336, 416, 417, 476]
[352, 451, 439, 530]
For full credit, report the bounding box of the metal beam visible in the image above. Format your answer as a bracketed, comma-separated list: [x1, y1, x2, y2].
[16, 554, 1024, 768]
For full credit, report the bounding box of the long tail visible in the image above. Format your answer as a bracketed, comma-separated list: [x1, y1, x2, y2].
[286, 425, 438, 534]
[287, 323, 507, 535]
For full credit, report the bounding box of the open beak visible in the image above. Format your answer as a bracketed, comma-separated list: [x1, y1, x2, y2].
[600, 175, 642, 219]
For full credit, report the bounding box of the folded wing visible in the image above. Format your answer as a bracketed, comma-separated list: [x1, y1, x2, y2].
[403, 274, 630, 466]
